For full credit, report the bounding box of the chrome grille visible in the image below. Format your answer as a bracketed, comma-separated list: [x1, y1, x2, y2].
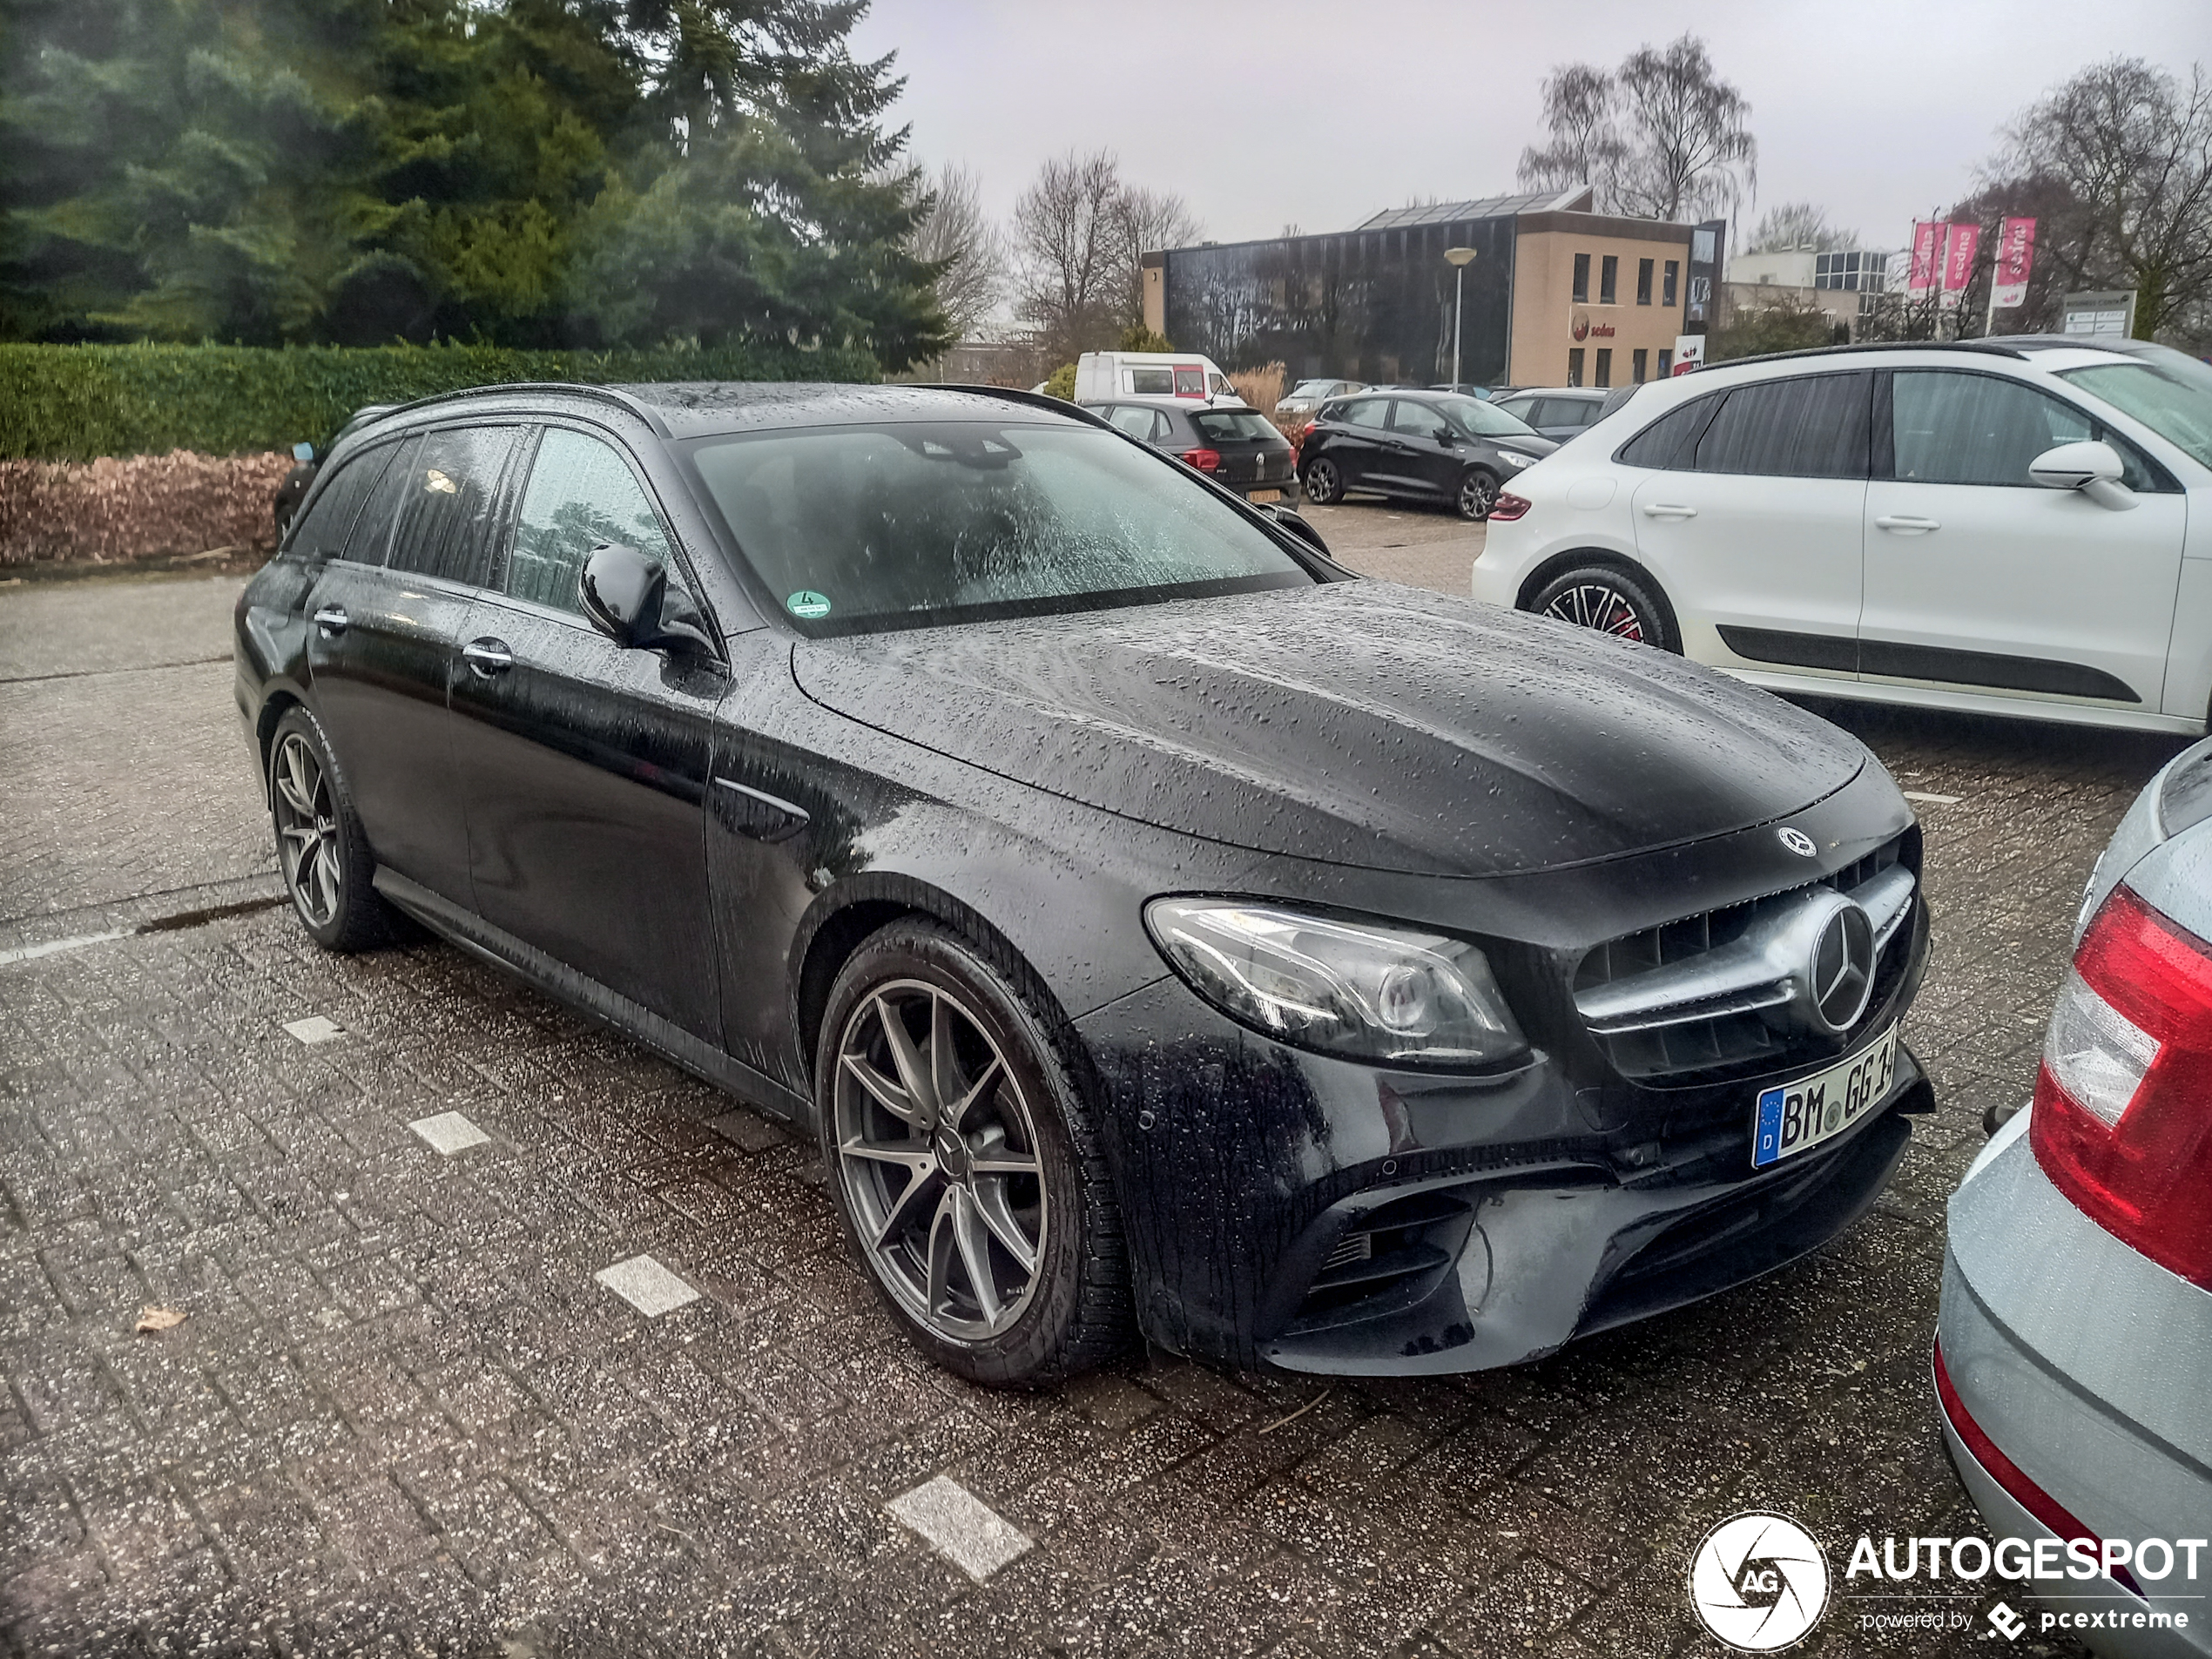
[1573, 839, 1914, 1081]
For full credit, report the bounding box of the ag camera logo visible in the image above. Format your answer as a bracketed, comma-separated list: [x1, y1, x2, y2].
[1689, 1512, 1831, 1651]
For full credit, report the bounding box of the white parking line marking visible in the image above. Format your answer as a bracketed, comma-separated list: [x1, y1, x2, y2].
[0, 929, 132, 968]
[594, 1255, 699, 1317]
[281, 1015, 347, 1044]
[887, 1474, 1033, 1581]
[1901, 791, 1963, 805]
[408, 1111, 491, 1157]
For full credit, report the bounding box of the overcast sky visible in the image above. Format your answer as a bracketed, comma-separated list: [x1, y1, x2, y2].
[850, 0, 2212, 253]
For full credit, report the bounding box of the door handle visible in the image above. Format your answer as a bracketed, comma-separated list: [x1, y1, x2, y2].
[312, 605, 348, 637]
[1874, 515, 1941, 533]
[462, 637, 514, 677]
[1641, 502, 1698, 519]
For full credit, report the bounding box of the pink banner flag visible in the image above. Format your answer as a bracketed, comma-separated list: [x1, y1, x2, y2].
[1992, 217, 2036, 310]
[1941, 222, 1980, 299]
[1907, 221, 1942, 296]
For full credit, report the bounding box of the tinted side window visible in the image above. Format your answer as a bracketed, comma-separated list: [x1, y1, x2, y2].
[1892, 371, 2095, 487]
[507, 428, 675, 614]
[1693, 374, 1869, 478]
[1388, 401, 1443, 435]
[346, 435, 421, 565]
[1340, 398, 1389, 428]
[1105, 406, 1154, 440]
[292, 444, 392, 559]
[388, 426, 517, 585]
[1128, 368, 1173, 395]
[1617, 395, 1722, 469]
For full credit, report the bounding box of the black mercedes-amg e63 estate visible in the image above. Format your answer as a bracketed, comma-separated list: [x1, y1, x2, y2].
[234, 381, 1932, 1386]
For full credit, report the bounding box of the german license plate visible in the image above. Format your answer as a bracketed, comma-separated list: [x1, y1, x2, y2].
[1247, 488, 1282, 503]
[1751, 1023, 1898, 1170]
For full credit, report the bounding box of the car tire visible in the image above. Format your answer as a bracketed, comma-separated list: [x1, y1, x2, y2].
[1303, 455, 1345, 504]
[267, 705, 398, 952]
[1455, 468, 1501, 522]
[1527, 563, 1680, 652]
[816, 918, 1134, 1387]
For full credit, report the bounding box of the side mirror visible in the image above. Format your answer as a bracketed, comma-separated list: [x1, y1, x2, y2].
[580, 542, 719, 656]
[1433, 425, 1458, 445]
[2029, 440, 2136, 510]
[1261, 502, 1332, 559]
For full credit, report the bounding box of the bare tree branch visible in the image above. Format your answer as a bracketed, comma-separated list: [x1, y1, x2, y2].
[907, 159, 1004, 341]
[1517, 37, 1752, 224]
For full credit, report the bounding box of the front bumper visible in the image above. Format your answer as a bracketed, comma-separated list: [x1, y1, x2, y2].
[1076, 969, 1927, 1375]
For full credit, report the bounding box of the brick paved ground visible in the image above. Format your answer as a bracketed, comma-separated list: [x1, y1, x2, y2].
[3, 558, 2182, 1658]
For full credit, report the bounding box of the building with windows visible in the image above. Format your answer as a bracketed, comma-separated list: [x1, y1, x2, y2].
[1140, 189, 1724, 392]
[1722, 246, 1897, 340]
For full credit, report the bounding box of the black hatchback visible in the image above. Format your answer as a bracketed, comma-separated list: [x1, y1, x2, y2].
[237, 381, 1930, 1388]
[1300, 388, 1555, 519]
[1086, 400, 1300, 506]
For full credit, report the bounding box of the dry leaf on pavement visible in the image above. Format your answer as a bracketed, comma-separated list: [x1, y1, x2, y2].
[134, 1305, 188, 1334]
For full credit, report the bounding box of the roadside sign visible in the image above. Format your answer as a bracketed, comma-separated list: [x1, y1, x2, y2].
[1672, 335, 1705, 375]
[2062, 290, 2136, 337]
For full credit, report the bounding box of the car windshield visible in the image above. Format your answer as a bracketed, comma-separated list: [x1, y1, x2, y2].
[1190, 410, 1282, 443]
[687, 420, 1314, 634]
[1437, 395, 1541, 441]
[2059, 352, 2212, 469]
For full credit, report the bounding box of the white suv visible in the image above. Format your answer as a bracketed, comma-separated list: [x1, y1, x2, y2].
[1473, 338, 2212, 733]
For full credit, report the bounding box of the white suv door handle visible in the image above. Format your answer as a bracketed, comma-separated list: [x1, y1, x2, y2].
[1641, 502, 1697, 519]
[1875, 514, 1941, 533]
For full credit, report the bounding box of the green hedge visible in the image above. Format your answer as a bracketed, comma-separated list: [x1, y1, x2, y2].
[0, 341, 882, 462]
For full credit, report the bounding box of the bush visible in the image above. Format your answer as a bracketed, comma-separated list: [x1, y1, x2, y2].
[0, 340, 880, 462]
[1229, 361, 1285, 414]
[1118, 324, 1174, 354]
[0, 451, 295, 565]
[1043, 362, 1078, 401]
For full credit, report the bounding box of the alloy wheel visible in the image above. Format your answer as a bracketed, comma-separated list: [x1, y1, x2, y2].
[272, 732, 342, 927]
[1541, 582, 1647, 643]
[833, 979, 1048, 1342]
[1306, 458, 1340, 502]
[1458, 471, 1497, 520]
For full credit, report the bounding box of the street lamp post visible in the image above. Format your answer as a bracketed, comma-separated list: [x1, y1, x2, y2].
[1445, 246, 1479, 389]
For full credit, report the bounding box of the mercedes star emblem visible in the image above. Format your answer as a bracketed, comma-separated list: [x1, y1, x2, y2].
[1777, 827, 1818, 858]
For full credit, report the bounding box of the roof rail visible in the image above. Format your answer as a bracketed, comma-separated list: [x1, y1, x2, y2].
[1702, 340, 2028, 371]
[921, 382, 1115, 428]
[357, 380, 664, 435]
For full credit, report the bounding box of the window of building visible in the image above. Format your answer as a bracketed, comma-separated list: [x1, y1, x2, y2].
[1632, 348, 1649, 383]
[1595, 348, 1613, 388]
[1572, 253, 1590, 303]
[1567, 348, 1585, 388]
[1600, 256, 1618, 306]
[1662, 260, 1679, 306]
[1636, 260, 1654, 306]
[1658, 347, 1674, 377]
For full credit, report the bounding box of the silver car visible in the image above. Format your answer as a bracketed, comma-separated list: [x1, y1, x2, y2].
[1939, 738, 2212, 1656]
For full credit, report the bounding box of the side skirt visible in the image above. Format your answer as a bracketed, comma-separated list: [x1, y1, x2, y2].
[373, 867, 813, 1131]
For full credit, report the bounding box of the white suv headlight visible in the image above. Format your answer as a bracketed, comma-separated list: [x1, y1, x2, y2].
[1144, 899, 1527, 1068]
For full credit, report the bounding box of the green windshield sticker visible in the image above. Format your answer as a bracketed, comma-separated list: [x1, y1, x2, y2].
[786, 590, 832, 620]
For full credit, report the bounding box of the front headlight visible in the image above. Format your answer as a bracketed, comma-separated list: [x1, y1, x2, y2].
[1144, 899, 1527, 1068]
[1495, 449, 1535, 469]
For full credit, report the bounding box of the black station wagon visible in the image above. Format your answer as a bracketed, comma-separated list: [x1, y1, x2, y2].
[237, 381, 1932, 1386]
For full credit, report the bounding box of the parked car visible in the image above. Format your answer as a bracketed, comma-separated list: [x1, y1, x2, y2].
[1300, 388, 1556, 519]
[272, 403, 398, 536]
[1276, 377, 1365, 417]
[1087, 399, 1300, 505]
[1474, 337, 2212, 732]
[1074, 350, 1240, 405]
[1426, 383, 1496, 400]
[1937, 738, 2212, 1656]
[239, 380, 1931, 1387]
[1491, 386, 1613, 442]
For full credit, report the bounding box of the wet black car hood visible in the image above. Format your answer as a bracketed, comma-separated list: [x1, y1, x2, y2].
[792, 582, 1865, 877]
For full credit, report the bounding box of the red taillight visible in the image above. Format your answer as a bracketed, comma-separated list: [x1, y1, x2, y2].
[1488, 491, 1532, 522]
[1181, 448, 1221, 472]
[2030, 883, 2212, 1287]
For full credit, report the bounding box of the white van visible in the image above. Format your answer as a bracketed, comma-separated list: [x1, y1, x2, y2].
[1075, 352, 1243, 406]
